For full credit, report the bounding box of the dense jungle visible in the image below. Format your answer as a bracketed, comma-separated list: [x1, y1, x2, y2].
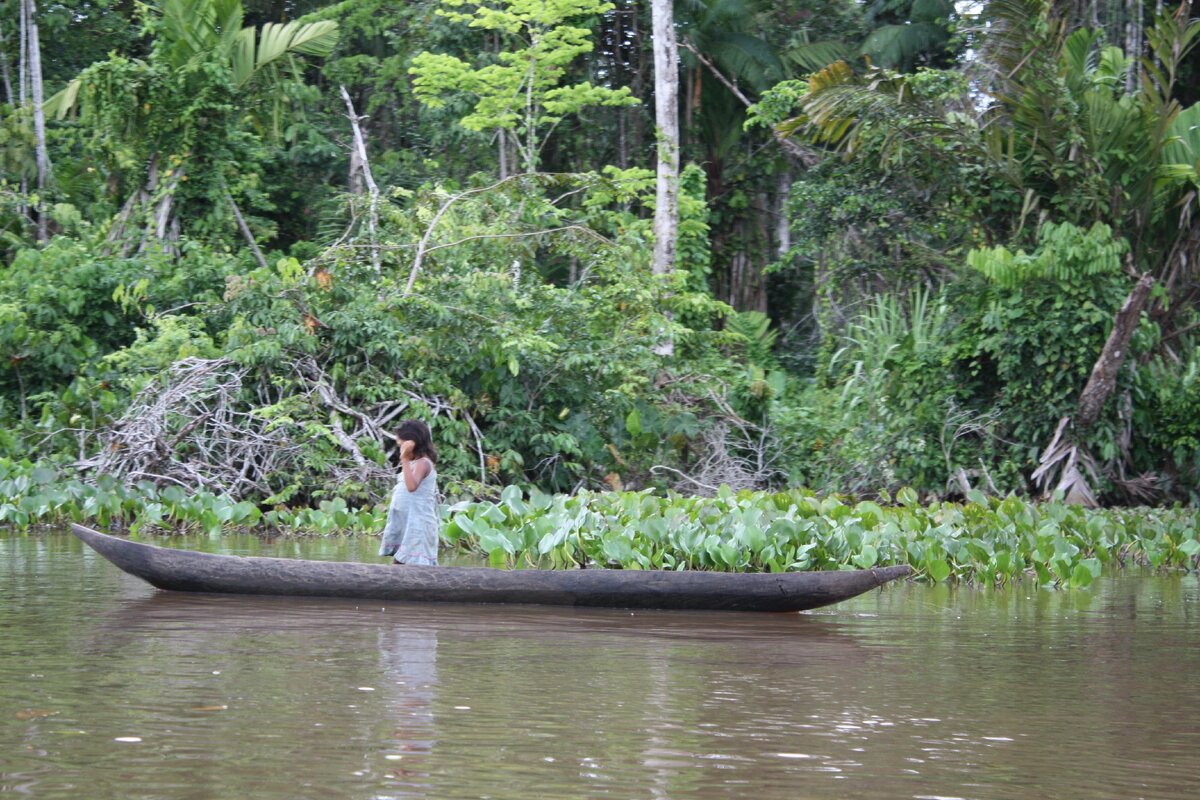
[2, 0, 1198, 533]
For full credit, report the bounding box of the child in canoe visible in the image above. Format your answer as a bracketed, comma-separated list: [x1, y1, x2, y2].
[379, 419, 439, 566]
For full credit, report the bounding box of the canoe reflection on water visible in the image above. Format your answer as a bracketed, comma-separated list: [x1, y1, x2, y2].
[89, 589, 874, 661]
[75, 589, 889, 796]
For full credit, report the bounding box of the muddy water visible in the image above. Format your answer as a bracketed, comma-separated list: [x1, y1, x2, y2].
[2, 530, 1198, 799]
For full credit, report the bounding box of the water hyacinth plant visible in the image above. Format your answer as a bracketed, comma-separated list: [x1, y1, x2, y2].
[443, 485, 1200, 588]
[0, 459, 383, 538]
[3, 460, 1197, 588]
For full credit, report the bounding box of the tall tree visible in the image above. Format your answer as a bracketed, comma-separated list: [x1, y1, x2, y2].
[409, 0, 638, 174]
[651, 0, 679, 356]
[47, 0, 338, 255]
[24, 0, 49, 242]
[0, 17, 14, 106]
[650, 0, 679, 280]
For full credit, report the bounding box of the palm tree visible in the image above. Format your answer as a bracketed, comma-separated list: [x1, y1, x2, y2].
[785, 0, 956, 73]
[46, 0, 337, 256]
[784, 0, 1200, 499]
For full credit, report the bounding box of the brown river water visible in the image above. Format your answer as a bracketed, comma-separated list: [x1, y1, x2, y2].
[2, 529, 1198, 799]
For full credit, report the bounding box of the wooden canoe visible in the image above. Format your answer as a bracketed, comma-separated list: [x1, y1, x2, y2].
[71, 523, 911, 612]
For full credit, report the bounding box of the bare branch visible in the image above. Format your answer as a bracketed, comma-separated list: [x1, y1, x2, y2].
[340, 84, 381, 278]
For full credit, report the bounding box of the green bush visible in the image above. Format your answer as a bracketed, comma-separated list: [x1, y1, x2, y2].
[1133, 353, 1200, 501]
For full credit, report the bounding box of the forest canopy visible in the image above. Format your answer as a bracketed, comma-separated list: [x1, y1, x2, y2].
[1, 0, 1198, 507]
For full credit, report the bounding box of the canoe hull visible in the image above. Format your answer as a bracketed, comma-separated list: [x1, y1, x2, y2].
[71, 524, 910, 612]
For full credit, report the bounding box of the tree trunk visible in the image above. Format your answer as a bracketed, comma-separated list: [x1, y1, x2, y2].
[613, 7, 629, 168]
[650, 0, 679, 278]
[347, 136, 364, 195]
[1125, 0, 1144, 92]
[16, 0, 28, 227]
[775, 170, 792, 259]
[629, 0, 646, 166]
[0, 18, 15, 106]
[650, 0, 679, 356]
[493, 30, 510, 179]
[498, 128, 509, 179]
[340, 85, 381, 278]
[26, 0, 51, 242]
[18, 0, 27, 106]
[1075, 273, 1155, 428]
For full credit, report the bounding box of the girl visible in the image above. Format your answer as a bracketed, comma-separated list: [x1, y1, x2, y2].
[379, 419, 440, 566]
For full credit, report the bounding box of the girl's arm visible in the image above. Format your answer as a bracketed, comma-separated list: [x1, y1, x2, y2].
[401, 456, 431, 492]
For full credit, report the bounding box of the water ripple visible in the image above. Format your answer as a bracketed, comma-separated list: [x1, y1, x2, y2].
[2, 532, 1199, 800]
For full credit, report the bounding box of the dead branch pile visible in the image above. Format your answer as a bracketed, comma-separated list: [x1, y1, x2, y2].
[80, 358, 302, 497]
[1031, 416, 1100, 507]
[651, 382, 785, 496]
[80, 356, 487, 501]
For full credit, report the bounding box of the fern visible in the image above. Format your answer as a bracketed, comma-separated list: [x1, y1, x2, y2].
[967, 221, 1128, 289]
[726, 311, 778, 368]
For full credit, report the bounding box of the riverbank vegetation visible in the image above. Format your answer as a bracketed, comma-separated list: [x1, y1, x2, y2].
[2, 0, 1199, 574]
[4, 459, 1198, 586]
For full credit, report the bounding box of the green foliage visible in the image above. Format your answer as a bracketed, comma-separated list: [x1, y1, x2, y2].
[0, 237, 233, 404]
[860, 0, 956, 71]
[1133, 352, 1200, 500]
[133, 169, 730, 500]
[42, 0, 338, 250]
[409, 0, 638, 171]
[3, 0, 1197, 509]
[725, 311, 778, 369]
[761, 2, 1200, 501]
[949, 272, 1131, 459]
[6, 462, 1198, 587]
[102, 315, 221, 391]
[1162, 101, 1200, 177]
[442, 484, 1200, 586]
[0, 458, 379, 536]
[771, 288, 959, 494]
[967, 221, 1128, 289]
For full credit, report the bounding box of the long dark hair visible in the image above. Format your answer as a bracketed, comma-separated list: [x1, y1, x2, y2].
[394, 419, 437, 464]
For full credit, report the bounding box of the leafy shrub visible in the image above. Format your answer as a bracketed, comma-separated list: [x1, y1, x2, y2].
[1133, 353, 1200, 501]
[771, 288, 960, 494]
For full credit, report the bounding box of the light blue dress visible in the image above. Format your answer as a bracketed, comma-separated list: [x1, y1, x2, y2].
[378, 463, 439, 565]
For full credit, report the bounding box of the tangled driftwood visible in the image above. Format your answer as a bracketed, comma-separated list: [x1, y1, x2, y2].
[650, 382, 785, 496]
[80, 356, 487, 501]
[81, 358, 301, 497]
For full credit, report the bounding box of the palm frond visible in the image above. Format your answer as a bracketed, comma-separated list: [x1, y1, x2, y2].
[1164, 103, 1200, 165]
[791, 61, 969, 160]
[232, 20, 339, 89]
[785, 40, 855, 73]
[976, 0, 1058, 88]
[44, 78, 83, 120]
[1059, 28, 1103, 86]
[160, 0, 223, 69]
[859, 22, 949, 69]
[699, 32, 784, 89]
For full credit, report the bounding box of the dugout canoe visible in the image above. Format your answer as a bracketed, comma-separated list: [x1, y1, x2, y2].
[71, 524, 911, 612]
